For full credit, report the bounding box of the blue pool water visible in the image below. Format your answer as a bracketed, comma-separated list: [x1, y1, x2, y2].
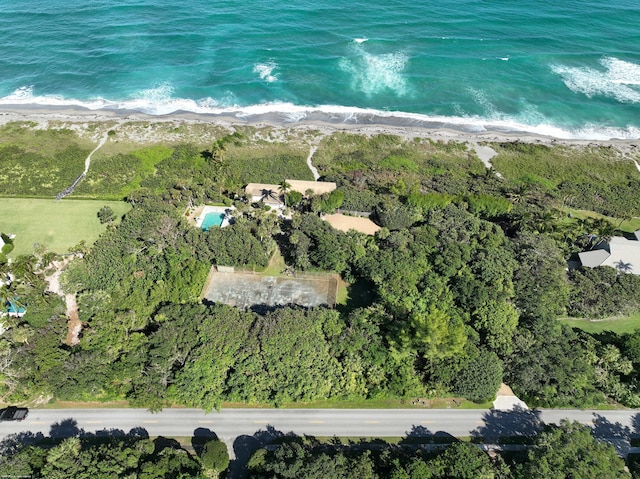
[201, 212, 225, 231]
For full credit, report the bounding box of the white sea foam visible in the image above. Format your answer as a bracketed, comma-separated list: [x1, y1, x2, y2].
[468, 88, 501, 119]
[354, 38, 368, 44]
[253, 61, 279, 83]
[339, 44, 409, 97]
[552, 57, 640, 103]
[1, 87, 639, 140]
[5, 85, 35, 100]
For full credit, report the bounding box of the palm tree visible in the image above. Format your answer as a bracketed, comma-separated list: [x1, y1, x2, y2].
[278, 180, 292, 207]
[210, 138, 227, 164]
[590, 218, 617, 249]
[11, 254, 38, 286]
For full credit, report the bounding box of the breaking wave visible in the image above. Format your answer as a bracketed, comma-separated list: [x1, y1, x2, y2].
[552, 57, 640, 103]
[253, 61, 279, 83]
[1, 85, 639, 140]
[338, 43, 410, 97]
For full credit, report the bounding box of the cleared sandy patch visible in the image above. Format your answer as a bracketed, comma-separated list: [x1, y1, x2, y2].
[493, 383, 528, 410]
[324, 213, 380, 235]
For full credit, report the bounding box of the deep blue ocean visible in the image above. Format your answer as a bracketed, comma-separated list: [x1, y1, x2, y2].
[1, 0, 639, 139]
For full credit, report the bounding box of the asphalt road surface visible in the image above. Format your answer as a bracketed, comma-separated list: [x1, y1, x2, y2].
[1, 407, 639, 443]
[3, 407, 639, 478]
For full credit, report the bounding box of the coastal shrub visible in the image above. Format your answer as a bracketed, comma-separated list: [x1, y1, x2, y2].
[466, 194, 513, 218]
[373, 198, 422, 230]
[226, 145, 312, 184]
[568, 267, 640, 318]
[338, 185, 379, 212]
[310, 190, 344, 213]
[313, 133, 485, 196]
[407, 191, 454, 212]
[380, 154, 418, 171]
[0, 144, 88, 197]
[492, 143, 640, 217]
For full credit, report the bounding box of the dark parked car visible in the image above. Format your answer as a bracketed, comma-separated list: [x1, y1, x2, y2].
[0, 406, 29, 421]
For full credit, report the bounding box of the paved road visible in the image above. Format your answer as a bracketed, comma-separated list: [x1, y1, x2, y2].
[2, 407, 639, 442]
[3, 408, 639, 478]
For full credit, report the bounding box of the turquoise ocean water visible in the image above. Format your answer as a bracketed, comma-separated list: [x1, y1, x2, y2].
[0, 0, 639, 139]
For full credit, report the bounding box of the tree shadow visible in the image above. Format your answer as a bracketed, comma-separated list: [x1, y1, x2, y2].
[399, 425, 458, 446]
[1, 422, 151, 455]
[630, 412, 640, 437]
[404, 425, 434, 437]
[153, 436, 183, 455]
[191, 427, 218, 457]
[229, 425, 293, 479]
[127, 427, 150, 439]
[472, 406, 543, 443]
[0, 431, 46, 455]
[50, 418, 83, 438]
[93, 428, 126, 438]
[591, 413, 631, 456]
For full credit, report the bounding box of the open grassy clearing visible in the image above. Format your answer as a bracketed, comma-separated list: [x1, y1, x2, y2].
[0, 198, 131, 257]
[559, 207, 640, 233]
[559, 314, 640, 335]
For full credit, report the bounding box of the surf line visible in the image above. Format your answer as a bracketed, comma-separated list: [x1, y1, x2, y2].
[56, 131, 110, 200]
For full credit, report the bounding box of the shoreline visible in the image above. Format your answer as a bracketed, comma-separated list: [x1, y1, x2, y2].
[1, 104, 639, 153]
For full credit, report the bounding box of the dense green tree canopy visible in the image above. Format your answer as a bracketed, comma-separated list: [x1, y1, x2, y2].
[516, 420, 630, 479]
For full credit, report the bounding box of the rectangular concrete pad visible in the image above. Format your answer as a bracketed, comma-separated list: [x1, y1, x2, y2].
[203, 271, 337, 309]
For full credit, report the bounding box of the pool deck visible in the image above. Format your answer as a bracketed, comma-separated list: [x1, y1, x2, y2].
[192, 205, 235, 229]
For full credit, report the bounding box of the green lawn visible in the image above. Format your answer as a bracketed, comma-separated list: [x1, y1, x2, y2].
[560, 207, 640, 233]
[559, 314, 640, 335]
[0, 198, 131, 257]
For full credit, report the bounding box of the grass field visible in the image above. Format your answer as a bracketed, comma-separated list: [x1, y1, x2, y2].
[0, 198, 131, 257]
[559, 314, 640, 335]
[559, 208, 640, 233]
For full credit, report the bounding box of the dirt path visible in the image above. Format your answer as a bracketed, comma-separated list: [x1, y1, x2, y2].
[306, 146, 320, 180]
[56, 131, 110, 200]
[634, 159, 640, 174]
[470, 142, 502, 177]
[45, 258, 82, 346]
[64, 294, 81, 346]
[83, 131, 109, 175]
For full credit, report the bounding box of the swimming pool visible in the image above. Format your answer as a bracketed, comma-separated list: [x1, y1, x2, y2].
[201, 212, 225, 231]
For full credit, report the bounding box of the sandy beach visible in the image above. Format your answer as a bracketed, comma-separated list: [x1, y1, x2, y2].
[0, 105, 639, 156]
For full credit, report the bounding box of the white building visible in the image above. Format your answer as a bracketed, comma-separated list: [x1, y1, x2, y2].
[578, 230, 640, 275]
